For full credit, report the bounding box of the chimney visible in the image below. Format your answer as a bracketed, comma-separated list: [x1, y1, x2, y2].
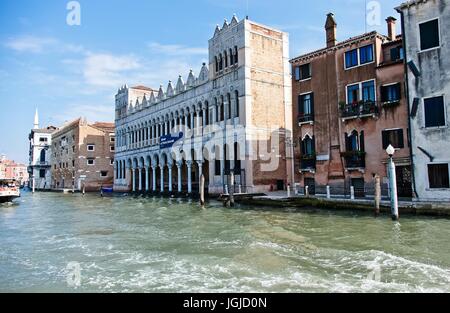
[325, 13, 337, 48]
[386, 16, 397, 41]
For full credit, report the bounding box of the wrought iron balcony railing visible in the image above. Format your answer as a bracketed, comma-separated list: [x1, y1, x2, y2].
[341, 151, 366, 169]
[340, 101, 379, 120]
[300, 155, 316, 171]
[298, 113, 314, 124]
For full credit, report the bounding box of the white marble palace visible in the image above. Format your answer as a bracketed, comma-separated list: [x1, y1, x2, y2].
[114, 15, 293, 195]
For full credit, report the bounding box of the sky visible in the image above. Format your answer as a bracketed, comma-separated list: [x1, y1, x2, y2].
[0, 0, 402, 163]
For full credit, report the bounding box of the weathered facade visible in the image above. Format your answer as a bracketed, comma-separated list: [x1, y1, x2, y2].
[51, 118, 115, 192]
[114, 16, 293, 195]
[397, 0, 450, 202]
[28, 110, 57, 190]
[290, 14, 411, 197]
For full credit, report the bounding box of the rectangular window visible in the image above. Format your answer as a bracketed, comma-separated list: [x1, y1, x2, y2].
[110, 146, 115, 152]
[419, 19, 440, 51]
[381, 84, 401, 102]
[382, 129, 404, 149]
[345, 49, 358, 68]
[100, 171, 108, 178]
[110, 137, 115, 142]
[359, 45, 374, 64]
[428, 164, 449, 189]
[347, 84, 360, 104]
[87, 144, 95, 151]
[87, 159, 95, 166]
[362, 81, 375, 102]
[39, 137, 48, 143]
[72, 146, 75, 153]
[390, 46, 404, 62]
[110, 159, 114, 166]
[72, 160, 75, 167]
[299, 93, 314, 116]
[298, 63, 311, 80]
[424, 96, 446, 127]
[39, 169, 46, 178]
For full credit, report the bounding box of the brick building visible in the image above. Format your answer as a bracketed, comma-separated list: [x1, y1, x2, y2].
[51, 118, 115, 192]
[290, 13, 411, 197]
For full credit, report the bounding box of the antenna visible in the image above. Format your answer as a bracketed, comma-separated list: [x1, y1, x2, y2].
[246, 0, 249, 19]
[364, 0, 367, 33]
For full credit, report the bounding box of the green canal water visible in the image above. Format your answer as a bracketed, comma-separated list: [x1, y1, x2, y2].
[1, 192, 449, 293]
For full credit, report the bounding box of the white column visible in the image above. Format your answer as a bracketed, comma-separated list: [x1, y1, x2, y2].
[132, 168, 136, 192]
[138, 168, 142, 191]
[177, 163, 182, 193]
[152, 166, 157, 192]
[160, 165, 165, 192]
[187, 161, 192, 194]
[168, 164, 173, 193]
[145, 166, 149, 192]
[202, 108, 207, 128]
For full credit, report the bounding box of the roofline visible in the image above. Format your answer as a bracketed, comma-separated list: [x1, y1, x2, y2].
[290, 31, 386, 64]
[395, 0, 429, 11]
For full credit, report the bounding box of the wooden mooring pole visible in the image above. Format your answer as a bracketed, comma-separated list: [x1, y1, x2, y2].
[200, 174, 205, 207]
[374, 174, 381, 217]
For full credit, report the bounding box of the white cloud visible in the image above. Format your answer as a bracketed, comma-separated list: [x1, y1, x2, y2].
[52, 103, 114, 124]
[148, 42, 208, 56]
[5, 36, 57, 53]
[83, 53, 141, 88]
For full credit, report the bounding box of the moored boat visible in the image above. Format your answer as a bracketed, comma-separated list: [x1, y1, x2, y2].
[0, 179, 21, 203]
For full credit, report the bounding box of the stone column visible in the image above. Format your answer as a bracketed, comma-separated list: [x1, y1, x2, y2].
[177, 162, 182, 193]
[202, 108, 207, 128]
[187, 161, 192, 194]
[152, 166, 157, 192]
[168, 163, 173, 193]
[145, 165, 150, 192]
[132, 168, 136, 192]
[138, 168, 142, 191]
[160, 165, 165, 193]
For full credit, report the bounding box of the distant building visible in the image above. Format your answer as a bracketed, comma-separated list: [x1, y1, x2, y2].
[51, 118, 115, 192]
[290, 13, 411, 197]
[28, 109, 57, 190]
[396, 0, 450, 201]
[0, 156, 29, 185]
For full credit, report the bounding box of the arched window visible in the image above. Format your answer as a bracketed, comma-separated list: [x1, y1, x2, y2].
[220, 95, 224, 121]
[219, 54, 223, 71]
[227, 93, 232, 120]
[40, 149, 46, 163]
[234, 142, 242, 173]
[229, 48, 233, 65]
[215, 56, 218, 72]
[224, 50, 228, 68]
[205, 101, 210, 125]
[214, 98, 219, 122]
[234, 46, 238, 65]
[301, 135, 315, 156]
[235, 90, 240, 118]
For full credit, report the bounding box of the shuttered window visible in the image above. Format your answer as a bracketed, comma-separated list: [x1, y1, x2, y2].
[382, 129, 404, 149]
[345, 49, 358, 68]
[381, 84, 401, 102]
[419, 19, 440, 51]
[360, 45, 374, 64]
[424, 96, 445, 127]
[428, 164, 449, 189]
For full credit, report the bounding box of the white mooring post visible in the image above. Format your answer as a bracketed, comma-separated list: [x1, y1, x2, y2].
[32, 177, 35, 193]
[238, 185, 242, 194]
[326, 185, 331, 199]
[388, 157, 399, 220]
[305, 186, 309, 197]
[350, 186, 355, 200]
[287, 184, 291, 198]
[224, 184, 229, 195]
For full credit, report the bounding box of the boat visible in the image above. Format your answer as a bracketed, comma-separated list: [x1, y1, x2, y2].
[101, 186, 114, 194]
[0, 179, 21, 203]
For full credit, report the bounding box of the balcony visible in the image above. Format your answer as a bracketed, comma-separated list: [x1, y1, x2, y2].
[381, 100, 400, 109]
[340, 101, 379, 121]
[341, 151, 366, 169]
[298, 113, 314, 125]
[300, 155, 316, 172]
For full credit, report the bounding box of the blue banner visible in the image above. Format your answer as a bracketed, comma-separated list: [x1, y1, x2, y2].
[160, 132, 183, 149]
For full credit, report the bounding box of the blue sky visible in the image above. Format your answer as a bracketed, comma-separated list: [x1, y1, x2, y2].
[0, 0, 402, 163]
